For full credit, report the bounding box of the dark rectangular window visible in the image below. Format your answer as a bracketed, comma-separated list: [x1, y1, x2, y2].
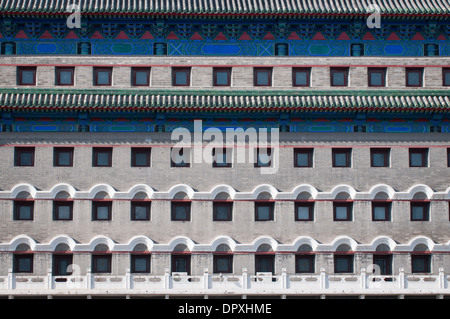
[13, 254, 33, 273]
[254, 68, 272, 86]
[131, 148, 151, 167]
[172, 67, 191, 86]
[255, 202, 274, 221]
[53, 254, 73, 276]
[13, 201, 34, 220]
[55, 67, 75, 86]
[213, 202, 233, 221]
[406, 68, 423, 87]
[332, 148, 352, 167]
[212, 148, 232, 168]
[424, 44, 439, 56]
[334, 255, 354, 273]
[410, 202, 430, 221]
[93, 147, 113, 167]
[213, 68, 231, 86]
[373, 255, 393, 276]
[409, 148, 428, 167]
[172, 255, 191, 274]
[275, 43, 289, 56]
[292, 68, 311, 87]
[54, 147, 74, 167]
[255, 148, 272, 168]
[411, 255, 431, 273]
[132, 67, 150, 86]
[171, 202, 191, 221]
[368, 68, 386, 87]
[370, 148, 390, 167]
[14, 147, 35, 167]
[17, 66, 36, 85]
[333, 202, 352, 221]
[92, 254, 112, 273]
[295, 255, 315, 273]
[295, 202, 314, 221]
[294, 148, 313, 167]
[53, 201, 73, 220]
[448, 148, 450, 167]
[330, 67, 349, 87]
[130, 254, 151, 273]
[444, 68, 450, 86]
[372, 202, 391, 221]
[92, 201, 112, 221]
[213, 255, 233, 273]
[350, 43, 364, 56]
[153, 43, 167, 55]
[171, 147, 191, 167]
[255, 255, 274, 274]
[93, 67, 112, 86]
[131, 201, 151, 221]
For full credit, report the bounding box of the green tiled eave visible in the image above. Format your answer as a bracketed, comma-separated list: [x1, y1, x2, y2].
[0, 88, 448, 113]
[0, 88, 448, 97]
[0, 0, 448, 16]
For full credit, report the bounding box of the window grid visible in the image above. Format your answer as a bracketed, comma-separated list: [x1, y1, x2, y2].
[255, 202, 275, 221]
[55, 67, 75, 86]
[93, 67, 112, 86]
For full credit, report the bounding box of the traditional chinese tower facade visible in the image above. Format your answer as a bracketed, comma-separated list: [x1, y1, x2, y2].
[0, 1, 449, 299]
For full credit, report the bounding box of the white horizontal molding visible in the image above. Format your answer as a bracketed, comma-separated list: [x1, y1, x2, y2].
[1, 234, 448, 253]
[0, 183, 448, 201]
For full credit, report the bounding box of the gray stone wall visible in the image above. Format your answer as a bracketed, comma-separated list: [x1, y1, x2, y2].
[0, 56, 448, 89]
[0, 132, 448, 276]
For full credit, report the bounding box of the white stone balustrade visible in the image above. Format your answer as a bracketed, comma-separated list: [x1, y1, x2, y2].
[0, 267, 447, 297]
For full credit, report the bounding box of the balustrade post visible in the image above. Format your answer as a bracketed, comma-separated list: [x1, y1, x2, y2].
[7, 268, 13, 290]
[320, 268, 327, 290]
[399, 268, 405, 289]
[281, 268, 287, 289]
[203, 268, 210, 290]
[242, 268, 248, 289]
[439, 268, 445, 289]
[125, 268, 131, 290]
[86, 268, 92, 289]
[47, 268, 53, 290]
[360, 268, 367, 290]
[164, 268, 171, 290]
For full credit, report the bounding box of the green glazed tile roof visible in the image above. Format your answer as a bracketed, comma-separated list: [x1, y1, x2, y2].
[0, 0, 448, 15]
[0, 89, 448, 112]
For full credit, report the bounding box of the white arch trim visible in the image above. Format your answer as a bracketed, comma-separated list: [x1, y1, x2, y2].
[167, 236, 196, 252]
[368, 184, 396, 200]
[290, 236, 320, 252]
[251, 184, 278, 200]
[49, 183, 77, 199]
[0, 235, 448, 253]
[250, 236, 279, 252]
[10, 183, 37, 199]
[407, 236, 436, 252]
[44, 235, 77, 252]
[86, 235, 116, 252]
[126, 236, 155, 251]
[0, 183, 447, 201]
[329, 185, 357, 200]
[290, 184, 319, 200]
[87, 184, 116, 199]
[167, 184, 195, 200]
[209, 236, 238, 252]
[406, 184, 434, 200]
[209, 185, 237, 200]
[6, 234, 37, 251]
[328, 235, 359, 252]
[368, 236, 398, 252]
[127, 184, 155, 199]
